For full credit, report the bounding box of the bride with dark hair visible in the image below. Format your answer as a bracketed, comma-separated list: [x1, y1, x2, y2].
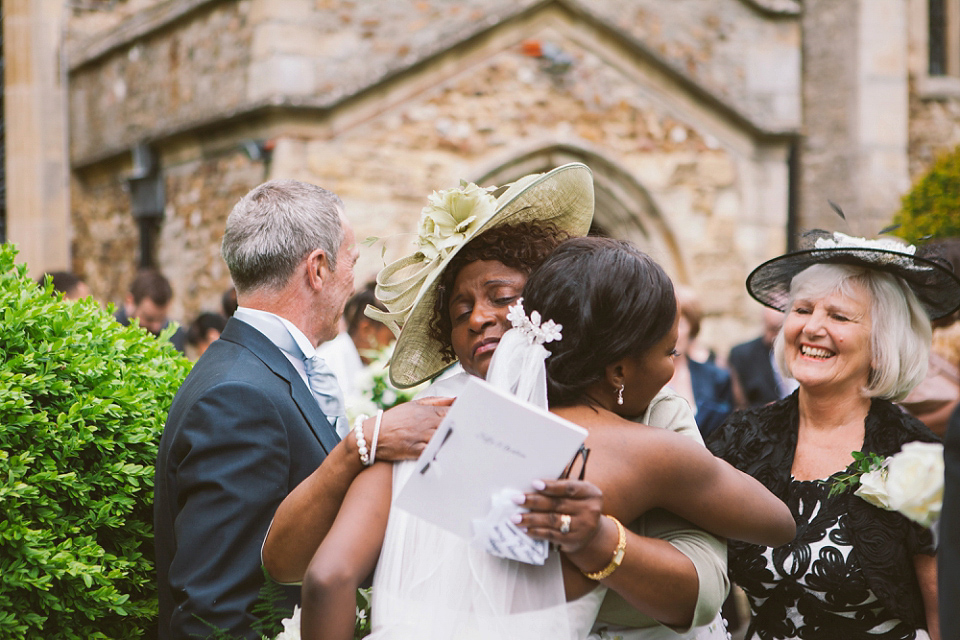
[297, 235, 795, 639]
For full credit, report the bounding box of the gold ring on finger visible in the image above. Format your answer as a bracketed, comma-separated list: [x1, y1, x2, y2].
[559, 513, 572, 534]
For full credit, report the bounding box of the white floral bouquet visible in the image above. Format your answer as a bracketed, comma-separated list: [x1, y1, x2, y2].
[829, 441, 944, 528]
[272, 588, 373, 640]
[273, 605, 301, 640]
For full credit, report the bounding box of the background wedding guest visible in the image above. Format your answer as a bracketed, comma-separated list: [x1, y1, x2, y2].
[901, 237, 960, 436]
[154, 179, 447, 639]
[941, 402, 960, 638]
[344, 281, 394, 364]
[221, 285, 238, 317]
[37, 270, 92, 301]
[709, 231, 958, 640]
[186, 311, 227, 359]
[115, 268, 187, 354]
[668, 286, 733, 437]
[727, 305, 796, 409]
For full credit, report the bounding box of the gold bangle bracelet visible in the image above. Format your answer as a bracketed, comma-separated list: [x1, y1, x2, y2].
[582, 515, 626, 581]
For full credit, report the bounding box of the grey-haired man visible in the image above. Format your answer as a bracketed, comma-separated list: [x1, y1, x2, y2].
[154, 180, 445, 639]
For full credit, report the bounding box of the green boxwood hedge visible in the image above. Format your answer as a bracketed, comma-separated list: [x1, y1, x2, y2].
[0, 244, 192, 639]
[893, 145, 960, 242]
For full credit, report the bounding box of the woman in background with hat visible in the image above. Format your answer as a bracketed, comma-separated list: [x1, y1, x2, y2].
[708, 231, 960, 640]
[287, 168, 795, 639]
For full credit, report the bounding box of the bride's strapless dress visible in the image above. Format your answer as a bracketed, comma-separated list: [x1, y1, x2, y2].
[367, 460, 607, 639]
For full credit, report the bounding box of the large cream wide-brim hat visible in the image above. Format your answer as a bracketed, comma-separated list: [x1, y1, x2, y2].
[380, 162, 594, 388]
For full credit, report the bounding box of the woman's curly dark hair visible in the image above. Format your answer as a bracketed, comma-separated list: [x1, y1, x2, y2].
[429, 221, 569, 362]
[523, 237, 677, 407]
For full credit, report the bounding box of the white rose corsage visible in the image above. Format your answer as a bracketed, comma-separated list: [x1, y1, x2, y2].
[829, 441, 944, 528]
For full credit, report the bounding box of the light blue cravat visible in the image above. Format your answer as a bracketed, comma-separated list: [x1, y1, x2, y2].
[302, 353, 348, 434]
[233, 308, 347, 433]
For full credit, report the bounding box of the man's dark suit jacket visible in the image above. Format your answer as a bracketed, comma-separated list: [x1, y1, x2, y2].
[688, 358, 734, 437]
[941, 404, 960, 637]
[155, 318, 340, 639]
[728, 336, 780, 408]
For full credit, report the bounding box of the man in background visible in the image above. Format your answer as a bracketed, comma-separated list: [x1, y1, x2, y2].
[728, 306, 796, 408]
[37, 270, 92, 301]
[186, 311, 228, 359]
[115, 269, 187, 353]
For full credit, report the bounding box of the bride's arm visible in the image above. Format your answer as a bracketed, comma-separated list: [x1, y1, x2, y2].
[586, 392, 731, 631]
[645, 430, 796, 546]
[300, 462, 393, 640]
[520, 479, 701, 627]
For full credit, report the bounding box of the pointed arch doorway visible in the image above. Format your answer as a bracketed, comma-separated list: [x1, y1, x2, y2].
[476, 145, 687, 283]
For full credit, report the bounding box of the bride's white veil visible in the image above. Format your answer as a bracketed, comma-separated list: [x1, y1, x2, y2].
[370, 299, 592, 639]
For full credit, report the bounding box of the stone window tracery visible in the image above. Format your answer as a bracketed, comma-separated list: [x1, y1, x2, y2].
[929, 0, 960, 76]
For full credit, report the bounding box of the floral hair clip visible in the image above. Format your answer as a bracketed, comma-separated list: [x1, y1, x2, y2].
[506, 298, 562, 345]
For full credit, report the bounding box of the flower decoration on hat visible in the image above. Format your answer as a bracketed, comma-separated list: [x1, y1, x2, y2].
[368, 180, 498, 340]
[507, 298, 563, 345]
[416, 180, 497, 261]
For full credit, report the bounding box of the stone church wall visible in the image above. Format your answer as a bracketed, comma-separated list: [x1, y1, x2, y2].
[64, 0, 803, 353]
[271, 29, 788, 355]
[68, 0, 254, 166]
[908, 91, 960, 178]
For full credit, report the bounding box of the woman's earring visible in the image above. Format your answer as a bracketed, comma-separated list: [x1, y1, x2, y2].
[617, 383, 624, 405]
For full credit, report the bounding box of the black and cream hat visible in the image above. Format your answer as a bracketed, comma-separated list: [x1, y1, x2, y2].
[746, 230, 960, 320]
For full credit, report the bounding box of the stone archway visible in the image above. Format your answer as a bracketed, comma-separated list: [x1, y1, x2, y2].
[475, 144, 687, 282]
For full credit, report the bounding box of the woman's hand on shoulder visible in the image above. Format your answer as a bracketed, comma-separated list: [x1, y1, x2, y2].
[514, 479, 604, 553]
[372, 397, 453, 461]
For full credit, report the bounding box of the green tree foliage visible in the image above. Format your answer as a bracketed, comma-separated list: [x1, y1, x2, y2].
[0, 244, 192, 639]
[893, 145, 960, 242]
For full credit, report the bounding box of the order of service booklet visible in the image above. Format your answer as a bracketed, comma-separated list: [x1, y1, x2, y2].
[394, 375, 588, 540]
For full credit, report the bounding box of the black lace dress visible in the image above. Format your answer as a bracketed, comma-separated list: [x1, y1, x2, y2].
[707, 393, 938, 640]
